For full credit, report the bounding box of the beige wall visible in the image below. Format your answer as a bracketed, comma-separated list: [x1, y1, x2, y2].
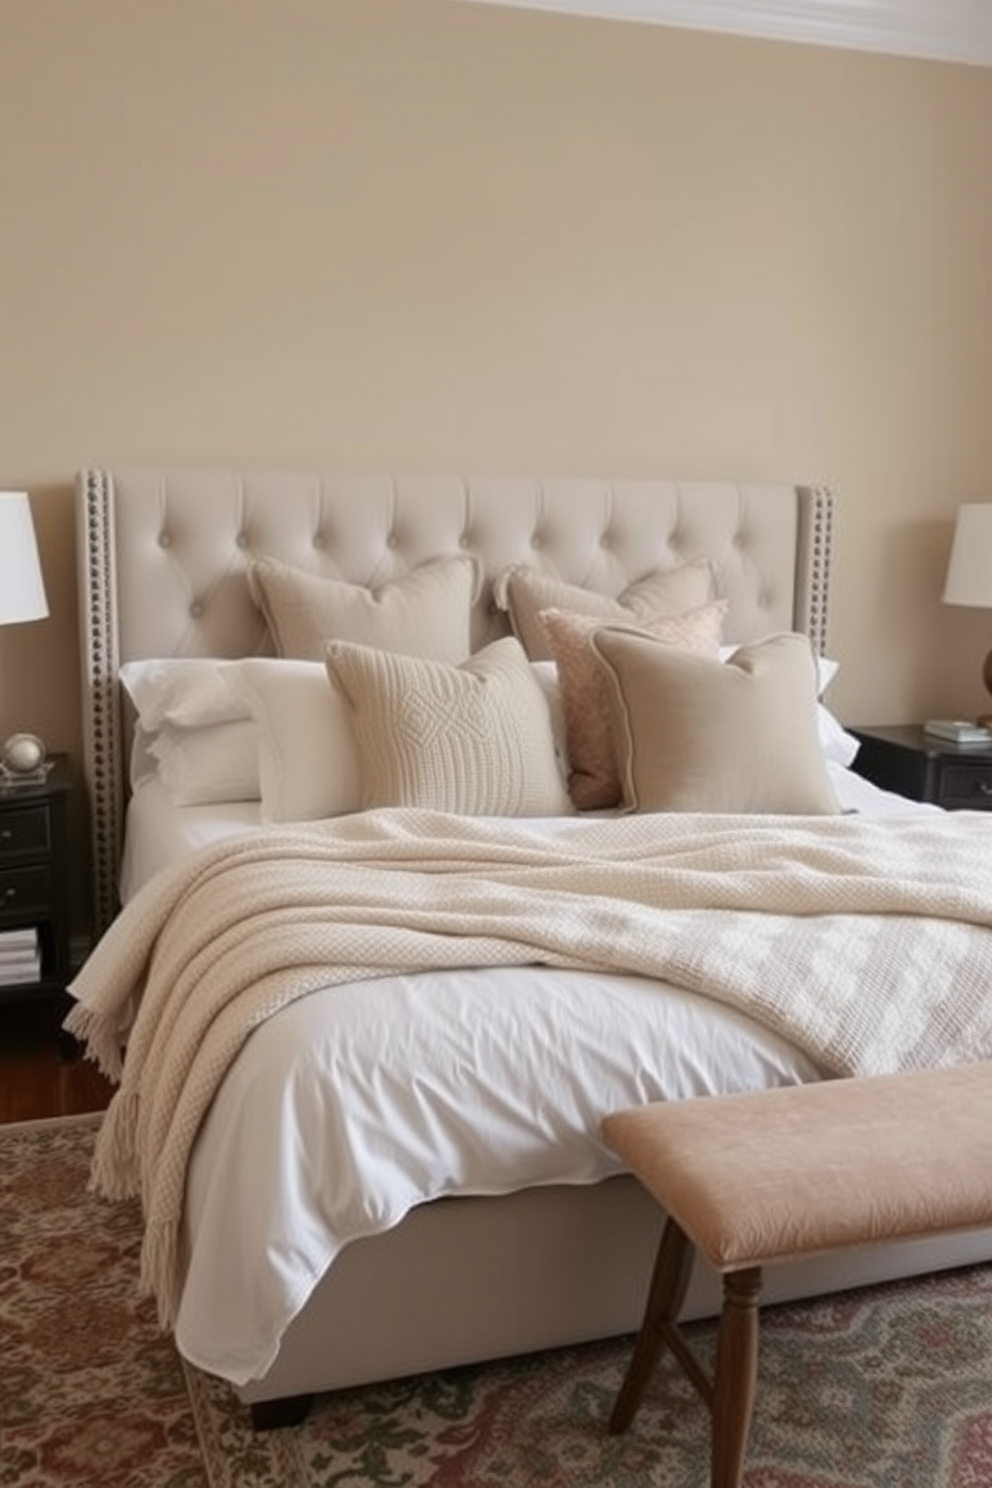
[2, 0, 992, 915]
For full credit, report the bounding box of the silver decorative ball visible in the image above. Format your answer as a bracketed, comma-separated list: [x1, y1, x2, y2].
[2, 733, 46, 774]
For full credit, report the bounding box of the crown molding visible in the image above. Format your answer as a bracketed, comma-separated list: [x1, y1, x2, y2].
[453, 0, 992, 66]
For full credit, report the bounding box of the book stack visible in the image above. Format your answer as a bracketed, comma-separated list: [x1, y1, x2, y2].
[922, 719, 992, 747]
[0, 927, 41, 985]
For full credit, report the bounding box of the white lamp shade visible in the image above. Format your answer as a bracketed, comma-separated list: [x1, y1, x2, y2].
[0, 492, 49, 625]
[942, 503, 992, 609]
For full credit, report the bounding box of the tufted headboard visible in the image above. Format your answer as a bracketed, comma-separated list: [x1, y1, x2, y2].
[76, 469, 834, 936]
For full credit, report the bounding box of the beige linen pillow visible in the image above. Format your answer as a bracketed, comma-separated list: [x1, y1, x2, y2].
[248, 556, 476, 663]
[590, 629, 841, 815]
[326, 637, 573, 816]
[542, 602, 727, 810]
[494, 559, 715, 662]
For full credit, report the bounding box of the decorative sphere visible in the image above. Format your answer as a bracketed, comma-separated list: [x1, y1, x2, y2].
[3, 733, 46, 773]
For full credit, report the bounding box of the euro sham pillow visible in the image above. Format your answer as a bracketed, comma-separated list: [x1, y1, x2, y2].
[326, 636, 573, 816]
[247, 555, 476, 664]
[219, 658, 361, 823]
[541, 601, 727, 810]
[590, 629, 841, 815]
[494, 559, 715, 662]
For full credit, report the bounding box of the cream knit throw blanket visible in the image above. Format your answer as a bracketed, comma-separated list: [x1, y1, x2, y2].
[66, 806, 992, 1328]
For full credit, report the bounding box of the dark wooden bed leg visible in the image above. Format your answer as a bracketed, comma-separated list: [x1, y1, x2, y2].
[249, 1392, 315, 1430]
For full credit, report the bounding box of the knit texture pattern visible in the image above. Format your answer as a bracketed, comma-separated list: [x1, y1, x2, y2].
[65, 807, 992, 1330]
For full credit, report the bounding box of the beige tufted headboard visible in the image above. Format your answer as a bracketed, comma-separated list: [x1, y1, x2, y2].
[76, 469, 834, 936]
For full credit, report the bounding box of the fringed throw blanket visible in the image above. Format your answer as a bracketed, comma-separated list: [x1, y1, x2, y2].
[67, 806, 992, 1328]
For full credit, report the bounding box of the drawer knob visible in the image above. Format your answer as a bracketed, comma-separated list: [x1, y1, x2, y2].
[2, 885, 15, 902]
[0, 828, 10, 842]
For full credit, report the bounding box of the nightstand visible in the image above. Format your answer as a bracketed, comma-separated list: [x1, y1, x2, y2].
[850, 725, 992, 810]
[0, 755, 73, 1015]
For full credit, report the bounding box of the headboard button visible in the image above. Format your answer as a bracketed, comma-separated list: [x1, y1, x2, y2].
[236, 532, 249, 549]
[189, 600, 205, 619]
[158, 532, 172, 548]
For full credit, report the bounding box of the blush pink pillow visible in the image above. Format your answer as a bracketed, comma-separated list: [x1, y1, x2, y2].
[542, 602, 726, 809]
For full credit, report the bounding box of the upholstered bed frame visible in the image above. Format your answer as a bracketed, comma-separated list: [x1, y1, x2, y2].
[75, 469, 990, 1423]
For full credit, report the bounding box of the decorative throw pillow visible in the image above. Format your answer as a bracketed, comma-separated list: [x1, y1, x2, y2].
[493, 559, 715, 662]
[325, 636, 573, 816]
[219, 658, 362, 823]
[589, 629, 841, 815]
[248, 556, 476, 663]
[542, 602, 727, 810]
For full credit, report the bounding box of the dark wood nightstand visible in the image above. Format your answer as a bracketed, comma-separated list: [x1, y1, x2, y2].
[850, 725, 992, 810]
[0, 755, 73, 1017]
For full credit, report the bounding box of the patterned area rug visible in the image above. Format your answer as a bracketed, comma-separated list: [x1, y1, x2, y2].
[4, 1113, 992, 1487]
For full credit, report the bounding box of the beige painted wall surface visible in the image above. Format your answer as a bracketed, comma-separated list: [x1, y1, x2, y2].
[1, 0, 991, 926]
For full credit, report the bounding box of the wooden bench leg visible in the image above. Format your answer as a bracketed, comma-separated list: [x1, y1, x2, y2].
[609, 1217, 696, 1433]
[710, 1266, 762, 1488]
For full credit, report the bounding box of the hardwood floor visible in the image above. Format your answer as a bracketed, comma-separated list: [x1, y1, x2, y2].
[0, 998, 114, 1124]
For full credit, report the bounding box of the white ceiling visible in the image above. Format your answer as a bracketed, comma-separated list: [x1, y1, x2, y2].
[453, 0, 992, 66]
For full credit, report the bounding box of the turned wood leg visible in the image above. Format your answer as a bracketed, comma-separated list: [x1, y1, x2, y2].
[710, 1266, 762, 1488]
[609, 1218, 695, 1433]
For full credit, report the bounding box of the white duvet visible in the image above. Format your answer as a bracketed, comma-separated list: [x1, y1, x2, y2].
[116, 765, 936, 1387]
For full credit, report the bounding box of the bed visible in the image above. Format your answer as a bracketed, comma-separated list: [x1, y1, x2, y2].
[70, 468, 992, 1427]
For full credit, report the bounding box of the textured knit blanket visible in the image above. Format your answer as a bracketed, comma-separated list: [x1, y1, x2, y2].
[66, 806, 992, 1327]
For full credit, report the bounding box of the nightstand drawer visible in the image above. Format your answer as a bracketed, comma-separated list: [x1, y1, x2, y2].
[0, 805, 51, 859]
[0, 865, 53, 917]
[937, 762, 992, 810]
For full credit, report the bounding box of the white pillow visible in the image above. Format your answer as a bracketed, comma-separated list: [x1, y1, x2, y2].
[149, 719, 261, 806]
[219, 658, 361, 823]
[119, 658, 248, 731]
[529, 660, 569, 784]
[817, 704, 860, 768]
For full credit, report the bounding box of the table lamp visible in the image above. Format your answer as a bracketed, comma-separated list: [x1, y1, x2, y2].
[0, 491, 50, 779]
[942, 502, 992, 725]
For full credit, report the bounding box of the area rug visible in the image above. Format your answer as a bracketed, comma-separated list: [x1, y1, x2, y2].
[4, 1114, 992, 1488]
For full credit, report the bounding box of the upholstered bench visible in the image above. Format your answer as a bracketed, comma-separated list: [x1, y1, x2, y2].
[601, 1062, 992, 1488]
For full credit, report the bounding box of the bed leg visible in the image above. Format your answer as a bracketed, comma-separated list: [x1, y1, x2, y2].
[249, 1392, 315, 1430]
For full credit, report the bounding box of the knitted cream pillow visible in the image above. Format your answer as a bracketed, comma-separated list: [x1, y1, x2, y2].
[326, 637, 572, 816]
[493, 560, 715, 663]
[541, 602, 727, 810]
[248, 556, 476, 663]
[589, 629, 841, 815]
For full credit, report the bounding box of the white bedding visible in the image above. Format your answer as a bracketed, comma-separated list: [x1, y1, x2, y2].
[109, 764, 942, 1387]
[118, 761, 937, 903]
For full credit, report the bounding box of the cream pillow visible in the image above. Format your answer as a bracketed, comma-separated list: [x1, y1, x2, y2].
[248, 556, 476, 663]
[542, 602, 727, 810]
[326, 637, 573, 816]
[493, 559, 715, 662]
[219, 658, 361, 822]
[590, 629, 841, 815]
